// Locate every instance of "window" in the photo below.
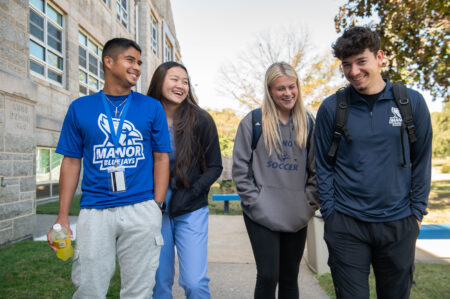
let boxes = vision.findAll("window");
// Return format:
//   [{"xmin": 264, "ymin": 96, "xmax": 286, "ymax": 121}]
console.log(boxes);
[
  {"xmin": 151, "ymin": 14, "xmax": 159, "ymax": 56},
  {"xmin": 78, "ymin": 31, "xmax": 104, "ymax": 96},
  {"xmin": 164, "ymin": 37, "xmax": 173, "ymax": 62},
  {"xmin": 29, "ymin": 0, "xmax": 64, "ymax": 84},
  {"xmin": 116, "ymin": 0, "xmax": 128, "ymax": 28},
  {"xmin": 36, "ymin": 148, "xmax": 63, "ymax": 200},
  {"xmin": 102, "ymin": 0, "xmax": 109, "ymax": 5}
]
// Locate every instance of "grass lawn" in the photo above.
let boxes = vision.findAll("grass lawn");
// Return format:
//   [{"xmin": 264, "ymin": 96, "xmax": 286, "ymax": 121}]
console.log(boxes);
[
  {"xmin": 317, "ymin": 263, "xmax": 450, "ymax": 299},
  {"xmin": 36, "ymin": 195, "xmax": 81, "ymax": 216},
  {"xmin": 0, "ymin": 241, "xmax": 121, "ymax": 298},
  {"xmin": 424, "ymin": 180, "xmax": 450, "ymax": 224}
]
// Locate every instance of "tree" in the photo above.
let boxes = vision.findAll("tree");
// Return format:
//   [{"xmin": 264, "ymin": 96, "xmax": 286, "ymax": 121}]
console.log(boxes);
[
  {"xmin": 218, "ymin": 27, "xmax": 345, "ymax": 111},
  {"xmin": 207, "ymin": 108, "xmax": 242, "ymax": 157},
  {"xmin": 431, "ymin": 102, "xmax": 450, "ymax": 157},
  {"xmin": 335, "ymin": 0, "xmax": 449, "ymax": 101}
]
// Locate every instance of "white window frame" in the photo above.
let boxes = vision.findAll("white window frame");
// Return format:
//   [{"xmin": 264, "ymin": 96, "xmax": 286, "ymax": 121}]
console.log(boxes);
[
  {"xmin": 116, "ymin": 0, "xmax": 128, "ymax": 28},
  {"xmin": 36, "ymin": 147, "xmax": 63, "ymax": 200},
  {"xmin": 164, "ymin": 37, "xmax": 173, "ymax": 62},
  {"xmin": 78, "ymin": 30, "xmax": 104, "ymax": 96},
  {"xmin": 29, "ymin": 0, "xmax": 65, "ymax": 85},
  {"xmin": 150, "ymin": 13, "xmax": 159, "ymax": 57}
]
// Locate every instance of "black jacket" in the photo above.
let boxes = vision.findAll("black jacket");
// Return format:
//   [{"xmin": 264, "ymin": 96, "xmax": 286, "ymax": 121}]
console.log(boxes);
[{"xmin": 169, "ymin": 110, "xmax": 223, "ymax": 217}]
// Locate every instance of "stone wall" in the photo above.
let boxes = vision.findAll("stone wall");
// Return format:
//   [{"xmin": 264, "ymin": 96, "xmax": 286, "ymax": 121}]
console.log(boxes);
[{"xmin": 0, "ymin": 0, "xmax": 181, "ymax": 246}]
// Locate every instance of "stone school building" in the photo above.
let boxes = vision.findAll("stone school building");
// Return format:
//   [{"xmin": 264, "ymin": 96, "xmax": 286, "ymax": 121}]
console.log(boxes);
[{"xmin": 0, "ymin": 0, "xmax": 181, "ymax": 246}]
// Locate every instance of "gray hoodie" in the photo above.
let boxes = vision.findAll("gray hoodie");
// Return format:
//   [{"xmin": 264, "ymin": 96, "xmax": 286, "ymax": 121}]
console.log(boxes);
[{"xmin": 232, "ymin": 112, "xmax": 319, "ymax": 232}]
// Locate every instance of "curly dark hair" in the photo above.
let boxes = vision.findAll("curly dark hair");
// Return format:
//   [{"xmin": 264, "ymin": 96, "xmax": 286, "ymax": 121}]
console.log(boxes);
[{"xmin": 332, "ymin": 26, "xmax": 380, "ymax": 60}]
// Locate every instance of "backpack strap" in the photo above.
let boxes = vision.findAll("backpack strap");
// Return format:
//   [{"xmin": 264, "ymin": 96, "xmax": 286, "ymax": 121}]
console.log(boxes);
[
  {"xmin": 248, "ymin": 108, "xmax": 262, "ymax": 178},
  {"xmin": 306, "ymin": 112, "xmax": 314, "ymax": 154},
  {"xmin": 327, "ymin": 87, "xmax": 352, "ymax": 160},
  {"xmin": 392, "ymin": 84, "xmax": 416, "ymax": 167}
]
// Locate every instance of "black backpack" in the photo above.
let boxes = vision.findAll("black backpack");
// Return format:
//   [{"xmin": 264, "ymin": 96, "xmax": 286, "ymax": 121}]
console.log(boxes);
[
  {"xmin": 247, "ymin": 108, "xmax": 313, "ymax": 178},
  {"xmin": 327, "ymin": 84, "xmax": 417, "ymax": 168}
]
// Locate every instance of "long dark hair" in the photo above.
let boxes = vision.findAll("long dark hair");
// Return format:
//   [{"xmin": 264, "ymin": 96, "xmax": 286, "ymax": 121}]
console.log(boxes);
[{"xmin": 147, "ymin": 62, "xmax": 206, "ymax": 188}]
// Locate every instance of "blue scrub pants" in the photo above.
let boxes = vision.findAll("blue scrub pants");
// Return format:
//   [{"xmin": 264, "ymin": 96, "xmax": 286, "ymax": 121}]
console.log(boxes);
[{"xmin": 153, "ymin": 206, "xmax": 210, "ymax": 299}]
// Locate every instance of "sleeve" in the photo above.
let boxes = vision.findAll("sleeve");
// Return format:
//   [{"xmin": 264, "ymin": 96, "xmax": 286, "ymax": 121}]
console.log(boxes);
[
  {"xmin": 305, "ymin": 116, "xmax": 319, "ymax": 209},
  {"xmin": 410, "ymin": 91, "xmax": 433, "ymax": 221},
  {"xmin": 313, "ymin": 100, "xmax": 336, "ymax": 220},
  {"xmin": 56, "ymin": 103, "xmax": 83, "ymax": 158},
  {"xmin": 191, "ymin": 113, "xmax": 223, "ymax": 196},
  {"xmin": 232, "ymin": 113, "xmax": 260, "ymax": 205},
  {"xmin": 150, "ymin": 101, "xmax": 171, "ymax": 153}
]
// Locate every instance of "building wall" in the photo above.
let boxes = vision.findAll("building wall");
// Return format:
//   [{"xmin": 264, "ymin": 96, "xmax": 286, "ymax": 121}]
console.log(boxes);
[{"xmin": 0, "ymin": 0, "xmax": 181, "ymax": 246}]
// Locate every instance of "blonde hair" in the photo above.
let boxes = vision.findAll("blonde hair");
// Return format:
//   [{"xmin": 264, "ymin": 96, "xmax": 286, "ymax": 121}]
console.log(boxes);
[{"xmin": 262, "ymin": 62, "xmax": 308, "ymax": 156}]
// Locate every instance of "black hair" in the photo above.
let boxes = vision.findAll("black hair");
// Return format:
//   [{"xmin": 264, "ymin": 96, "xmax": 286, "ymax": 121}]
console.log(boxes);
[
  {"xmin": 332, "ymin": 26, "xmax": 380, "ymax": 60},
  {"xmin": 102, "ymin": 38, "xmax": 141, "ymax": 69},
  {"xmin": 147, "ymin": 62, "xmax": 209, "ymax": 189}
]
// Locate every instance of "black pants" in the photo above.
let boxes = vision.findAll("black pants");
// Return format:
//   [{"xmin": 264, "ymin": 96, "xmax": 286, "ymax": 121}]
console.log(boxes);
[
  {"xmin": 324, "ymin": 211, "xmax": 420, "ymax": 299},
  {"xmin": 244, "ymin": 213, "xmax": 307, "ymax": 299}
]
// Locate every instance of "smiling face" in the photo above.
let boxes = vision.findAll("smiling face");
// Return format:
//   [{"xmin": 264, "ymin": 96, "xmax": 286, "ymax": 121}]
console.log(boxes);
[
  {"xmin": 341, "ymin": 48, "xmax": 385, "ymax": 94},
  {"xmin": 105, "ymin": 46, "xmax": 142, "ymax": 90},
  {"xmin": 269, "ymin": 75, "xmax": 298, "ymax": 120},
  {"xmin": 161, "ymin": 66, "xmax": 189, "ymax": 107}
]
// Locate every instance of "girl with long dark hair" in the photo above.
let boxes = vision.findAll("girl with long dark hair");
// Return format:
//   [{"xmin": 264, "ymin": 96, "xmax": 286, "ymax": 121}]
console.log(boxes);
[{"xmin": 147, "ymin": 62, "xmax": 222, "ymax": 299}]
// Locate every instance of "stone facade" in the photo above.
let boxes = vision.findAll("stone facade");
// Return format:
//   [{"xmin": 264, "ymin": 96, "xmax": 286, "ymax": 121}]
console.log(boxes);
[{"xmin": 0, "ymin": 0, "xmax": 181, "ymax": 246}]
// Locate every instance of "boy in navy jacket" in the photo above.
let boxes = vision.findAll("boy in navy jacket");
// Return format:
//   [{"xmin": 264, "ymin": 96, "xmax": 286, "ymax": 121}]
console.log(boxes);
[{"xmin": 314, "ymin": 26, "xmax": 432, "ymax": 299}]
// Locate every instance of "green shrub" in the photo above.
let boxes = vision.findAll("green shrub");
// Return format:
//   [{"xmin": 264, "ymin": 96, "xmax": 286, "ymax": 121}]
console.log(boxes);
[{"xmin": 441, "ymin": 164, "xmax": 450, "ymax": 173}]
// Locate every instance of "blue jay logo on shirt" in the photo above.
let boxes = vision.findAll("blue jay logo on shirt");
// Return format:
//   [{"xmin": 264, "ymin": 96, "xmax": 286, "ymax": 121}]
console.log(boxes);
[
  {"xmin": 389, "ymin": 107, "xmax": 403, "ymax": 127},
  {"xmin": 93, "ymin": 114, "xmax": 145, "ymax": 170}
]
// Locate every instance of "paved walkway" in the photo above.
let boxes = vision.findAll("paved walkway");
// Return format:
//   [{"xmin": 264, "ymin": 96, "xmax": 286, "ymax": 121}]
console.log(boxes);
[{"xmin": 34, "ymin": 214, "xmax": 449, "ymax": 298}]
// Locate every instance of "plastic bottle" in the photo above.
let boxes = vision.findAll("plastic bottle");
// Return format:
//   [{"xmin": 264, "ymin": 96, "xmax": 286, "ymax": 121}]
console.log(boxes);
[{"xmin": 51, "ymin": 223, "xmax": 74, "ymax": 261}]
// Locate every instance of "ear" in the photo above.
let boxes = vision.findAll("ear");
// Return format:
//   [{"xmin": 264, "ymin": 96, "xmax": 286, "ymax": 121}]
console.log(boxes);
[
  {"xmin": 103, "ymin": 56, "xmax": 114, "ymax": 71},
  {"xmin": 376, "ymin": 50, "xmax": 384, "ymax": 67}
]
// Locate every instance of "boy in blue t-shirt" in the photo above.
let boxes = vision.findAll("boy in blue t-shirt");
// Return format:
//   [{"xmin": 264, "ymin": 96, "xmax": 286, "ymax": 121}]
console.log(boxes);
[{"xmin": 47, "ymin": 38, "xmax": 170, "ymax": 298}]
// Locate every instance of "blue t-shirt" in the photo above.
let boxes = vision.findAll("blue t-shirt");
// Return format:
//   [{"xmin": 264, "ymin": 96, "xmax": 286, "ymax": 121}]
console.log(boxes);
[{"xmin": 56, "ymin": 90, "xmax": 171, "ymax": 209}]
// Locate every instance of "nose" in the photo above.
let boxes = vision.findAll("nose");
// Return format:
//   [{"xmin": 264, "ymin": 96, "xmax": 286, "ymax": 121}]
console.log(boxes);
[{"xmin": 349, "ymin": 64, "xmax": 359, "ymax": 77}]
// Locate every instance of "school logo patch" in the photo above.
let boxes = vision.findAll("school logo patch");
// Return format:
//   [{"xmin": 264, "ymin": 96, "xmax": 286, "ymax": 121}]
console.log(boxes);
[
  {"xmin": 389, "ymin": 107, "xmax": 403, "ymax": 127},
  {"xmin": 93, "ymin": 114, "xmax": 145, "ymax": 170}
]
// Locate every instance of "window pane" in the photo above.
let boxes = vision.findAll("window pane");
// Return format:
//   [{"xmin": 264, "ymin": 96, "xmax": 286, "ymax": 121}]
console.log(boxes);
[
  {"xmin": 47, "ymin": 51, "xmax": 63, "ymax": 70},
  {"xmin": 47, "ymin": 22, "xmax": 62, "ymax": 52},
  {"xmin": 88, "ymin": 39, "xmax": 98, "ymax": 55},
  {"xmin": 48, "ymin": 69, "xmax": 62, "ymax": 83},
  {"xmin": 79, "ymin": 70, "xmax": 87, "ymax": 83},
  {"xmin": 100, "ymin": 64, "xmax": 104, "ymax": 80},
  {"xmin": 50, "ymin": 150, "xmax": 63, "ymax": 181},
  {"xmin": 89, "ymin": 53, "xmax": 98, "ymax": 75},
  {"xmin": 88, "ymin": 76, "xmax": 98, "ymax": 90},
  {"xmin": 30, "ymin": 60, "xmax": 44, "ymax": 74},
  {"xmin": 36, "ymin": 184, "xmax": 50, "ymax": 199},
  {"xmin": 121, "ymin": 0, "xmax": 127, "ymax": 9},
  {"xmin": 29, "ymin": 40, "xmax": 45, "ymax": 60},
  {"xmin": 99, "ymin": 81, "xmax": 104, "ymax": 90},
  {"xmin": 29, "ymin": 9, "xmax": 44, "ymax": 41},
  {"xmin": 79, "ymin": 46, "xmax": 87, "ymax": 68},
  {"xmin": 36, "ymin": 148, "xmax": 50, "ymax": 182},
  {"xmin": 78, "ymin": 31, "xmax": 87, "ymax": 46},
  {"xmin": 30, "ymin": 0, "xmax": 44, "ymax": 12},
  {"xmin": 51, "ymin": 183, "xmax": 60, "ymax": 197},
  {"xmin": 79, "ymin": 85, "xmax": 87, "ymax": 95},
  {"xmin": 89, "ymin": 89, "xmax": 96, "ymax": 95},
  {"xmin": 47, "ymin": 4, "xmax": 62, "ymax": 26}
]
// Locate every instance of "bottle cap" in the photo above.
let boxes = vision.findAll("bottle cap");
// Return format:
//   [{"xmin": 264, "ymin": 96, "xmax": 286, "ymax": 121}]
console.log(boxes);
[{"xmin": 53, "ymin": 223, "xmax": 62, "ymax": 232}]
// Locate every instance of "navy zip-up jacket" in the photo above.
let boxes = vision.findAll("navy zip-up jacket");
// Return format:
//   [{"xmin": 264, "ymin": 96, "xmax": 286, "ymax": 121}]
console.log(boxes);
[{"xmin": 314, "ymin": 80, "xmax": 432, "ymax": 222}]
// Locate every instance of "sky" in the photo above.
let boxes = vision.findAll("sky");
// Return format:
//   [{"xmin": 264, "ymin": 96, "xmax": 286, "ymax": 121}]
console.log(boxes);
[{"xmin": 170, "ymin": 0, "xmax": 444, "ymax": 113}]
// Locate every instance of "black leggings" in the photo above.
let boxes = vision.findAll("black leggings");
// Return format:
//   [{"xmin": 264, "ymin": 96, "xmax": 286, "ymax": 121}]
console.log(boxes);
[{"xmin": 244, "ymin": 213, "xmax": 307, "ymax": 299}]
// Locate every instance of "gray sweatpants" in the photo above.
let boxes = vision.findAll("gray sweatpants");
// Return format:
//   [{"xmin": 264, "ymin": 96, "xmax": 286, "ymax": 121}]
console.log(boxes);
[{"xmin": 72, "ymin": 200, "xmax": 163, "ymax": 299}]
